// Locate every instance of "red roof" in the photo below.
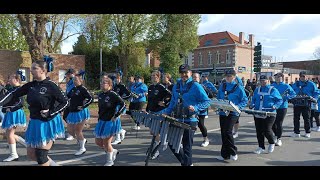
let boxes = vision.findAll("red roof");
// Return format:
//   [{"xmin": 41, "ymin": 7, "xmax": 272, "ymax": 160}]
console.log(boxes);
[{"xmin": 198, "ymin": 31, "xmax": 248, "ymax": 48}]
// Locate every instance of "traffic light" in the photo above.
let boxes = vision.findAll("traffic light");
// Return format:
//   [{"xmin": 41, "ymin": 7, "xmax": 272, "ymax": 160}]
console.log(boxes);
[{"xmin": 253, "ymin": 42, "xmax": 262, "ymax": 72}]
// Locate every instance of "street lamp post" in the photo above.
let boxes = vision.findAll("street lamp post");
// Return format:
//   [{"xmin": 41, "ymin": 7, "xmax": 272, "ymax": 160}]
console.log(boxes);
[{"xmin": 250, "ymin": 43, "xmax": 253, "ymax": 81}]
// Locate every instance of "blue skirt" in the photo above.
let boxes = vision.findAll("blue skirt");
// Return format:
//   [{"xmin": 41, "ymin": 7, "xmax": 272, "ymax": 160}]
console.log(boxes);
[
  {"xmin": 1, "ymin": 109, "xmax": 27, "ymax": 129},
  {"xmin": 25, "ymin": 115, "xmax": 65, "ymax": 148},
  {"xmin": 66, "ymin": 108, "xmax": 90, "ymax": 124},
  {"xmin": 94, "ymin": 118, "xmax": 121, "ymax": 139}
]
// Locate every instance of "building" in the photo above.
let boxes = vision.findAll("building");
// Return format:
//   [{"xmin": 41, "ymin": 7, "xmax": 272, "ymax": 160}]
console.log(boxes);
[
  {"xmin": 0, "ymin": 50, "xmax": 85, "ymax": 91},
  {"xmin": 187, "ymin": 31, "xmax": 255, "ymax": 83},
  {"xmin": 262, "ymin": 55, "xmax": 273, "ymax": 67},
  {"xmin": 283, "ymin": 59, "xmax": 320, "ymax": 75}
]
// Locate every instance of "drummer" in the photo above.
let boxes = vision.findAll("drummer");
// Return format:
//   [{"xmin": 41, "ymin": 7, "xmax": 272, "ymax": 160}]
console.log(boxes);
[{"xmin": 249, "ymin": 75, "xmax": 282, "ymax": 154}]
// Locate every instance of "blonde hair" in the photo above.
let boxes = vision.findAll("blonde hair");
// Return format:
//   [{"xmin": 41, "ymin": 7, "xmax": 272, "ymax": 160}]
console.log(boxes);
[{"xmin": 100, "ymin": 77, "xmax": 113, "ymax": 89}]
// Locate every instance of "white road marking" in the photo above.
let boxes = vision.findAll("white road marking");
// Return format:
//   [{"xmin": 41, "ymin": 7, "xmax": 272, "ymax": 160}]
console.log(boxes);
[
  {"xmin": 56, "ymin": 152, "xmax": 105, "ymax": 165},
  {"xmin": 257, "ymin": 156, "xmax": 272, "ymax": 161}
]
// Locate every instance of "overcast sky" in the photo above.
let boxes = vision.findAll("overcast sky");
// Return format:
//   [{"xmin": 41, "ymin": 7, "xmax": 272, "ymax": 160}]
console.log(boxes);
[{"xmin": 61, "ymin": 14, "xmax": 320, "ymax": 62}]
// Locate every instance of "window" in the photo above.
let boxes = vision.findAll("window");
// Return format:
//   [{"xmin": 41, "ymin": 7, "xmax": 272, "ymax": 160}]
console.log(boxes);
[
  {"xmin": 18, "ymin": 68, "xmax": 28, "ymax": 82},
  {"xmin": 218, "ymin": 38, "xmax": 227, "ymax": 44},
  {"xmin": 226, "ymin": 50, "xmax": 231, "ymax": 64},
  {"xmin": 59, "ymin": 69, "xmax": 67, "ymax": 83},
  {"xmin": 208, "ymin": 51, "xmax": 212, "ymax": 65},
  {"xmin": 216, "ymin": 51, "xmax": 220, "ymax": 64},
  {"xmin": 199, "ymin": 52, "xmax": 203, "ymax": 66},
  {"xmin": 204, "ymin": 40, "xmax": 212, "ymax": 46}
]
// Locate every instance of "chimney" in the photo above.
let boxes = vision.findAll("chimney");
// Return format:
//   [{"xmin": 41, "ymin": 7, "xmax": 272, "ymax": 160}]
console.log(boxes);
[
  {"xmin": 249, "ymin": 34, "xmax": 254, "ymax": 47},
  {"xmin": 239, "ymin": 32, "xmax": 244, "ymax": 45}
]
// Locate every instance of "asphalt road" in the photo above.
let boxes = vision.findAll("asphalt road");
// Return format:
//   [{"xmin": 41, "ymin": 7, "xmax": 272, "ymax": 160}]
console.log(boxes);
[{"xmin": 1, "ymin": 107, "xmax": 320, "ymax": 166}]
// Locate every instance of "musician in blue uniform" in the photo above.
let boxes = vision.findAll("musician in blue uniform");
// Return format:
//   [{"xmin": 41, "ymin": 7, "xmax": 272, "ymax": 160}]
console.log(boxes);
[
  {"xmin": 64, "ymin": 68, "xmax": 76, "ymax": 141},
  {"xmin": 312, "ymin": 95, "xmax": 320, "ymax": 131},
  {"xmin": 159, "ymin": 64, "xmax": 211, "ymax": 166},
  {"xmin": 94, "ymin": 77, "xmax": 126, "ymax": 166},
  {"xmin": 291, "ymin": 71, "xmax": 319, "ymax": 138},
  {"xmin": 271, "ymin": 73, "xmax": 296, "ymax": 146},
  {"xmin": 0, "ymin": 60, "xmax": 69, "ymax": 166},
  {"xmin": 129, "ymin": 75, "xmax": 148, "ymax": 130},
  {"xmin": 216, "ymin": 69, "xmax": 248, "ymax": 161},
  {"xmin": 1, "ymin": 72, "xmax": 27, "ymax": 162},
  {"xmin": 66, "ymin": 73, "xmax": 93, "ymax": 156},
  {"xmin": 111, "ymin": 73, "xmax": 132, "ymax": 145},
  {"xmin": 193, "ymin": 73, "xmax": 211, "ymax": 147},
  {"xmin": 201, "ymin": 74, "xmax": 218, "ymax": 96},
  {"xmin": 250, "ymin": 75, "xmax": 283, "ymax": 154}
]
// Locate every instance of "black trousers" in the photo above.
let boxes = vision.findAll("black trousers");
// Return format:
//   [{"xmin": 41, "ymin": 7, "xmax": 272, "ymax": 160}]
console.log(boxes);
[
  {"xmin": 310, "ymin": 110, "xmax": 320, "ymax": 128},
  {"xmin": 254, "ymin": 116, "xmax": 276, "ymax": 149},
  {"xmin": 272, "ymin": 108, "xmax": 287, "ymax": 139},
  {"xmin": 293, "ymin": 106, "xmax": 311, "ymax": 134},
  {"xmin": 219, "ymin": 115, "xmax": 239, "ymax": 158},
  {"xmin": 129, "ymin": 102, "xmax": 145, "ymax": 126},
  {"xmin": 63, "ymin": 108, "xmax": 70, "ymax": 122},
  {"xmin": 169, "ymin": 121, "xmax": 197, "ymax": 166},
  {"xmin": 198, "ymin": 115, "xmax": 207, "ymax": 138}
]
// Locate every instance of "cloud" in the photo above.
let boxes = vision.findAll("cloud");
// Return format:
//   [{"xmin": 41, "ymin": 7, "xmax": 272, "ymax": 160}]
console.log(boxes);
[
  {"xmin": 263, "ymin": 45, "xmax": 277, "ymax": 49},
  {"xmin": 61, "ymin": 41, "xmax": 73, "ymax": 54},
  {"xmin": 261, "ymin": 37, "xmax": 288, "ymax": 43},
  {"xmin": 288, "ymin": 35, "xmax": 320, "ymax": 55},
  {"xmin": 198, "ymin": 14, "xmax": 227, "ymax": 35},
  {"xmin": 271, "ymin": 14, "xmax": 320, "ymax": 31}
]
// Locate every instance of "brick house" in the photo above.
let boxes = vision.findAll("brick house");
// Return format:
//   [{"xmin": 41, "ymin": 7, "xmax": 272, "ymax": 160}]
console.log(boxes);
[
  {"xmin": 186, "ymin": 31, "xmax": 255, "ymax": 83},
  {"xmin": 0, "ymin": 50, "xmax": 85, "ymax": 91}
]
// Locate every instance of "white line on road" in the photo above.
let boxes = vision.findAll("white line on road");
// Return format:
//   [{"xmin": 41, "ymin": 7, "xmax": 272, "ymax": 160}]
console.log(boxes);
[
  {"xmin": 56, "ymin": 152, "xmax": 105, "ymax": 165},
  {"xmin": 257, "ymin": 157, "xmax": 272, "ymax": 161}
]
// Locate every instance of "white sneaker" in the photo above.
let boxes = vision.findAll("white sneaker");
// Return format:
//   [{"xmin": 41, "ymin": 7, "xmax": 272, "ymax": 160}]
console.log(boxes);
[
  {"xmin": 3, "ymin": 154, "xmax": 19, "ymax": 162},
  {"xmin": 112, "ymin": 149, "xmax": 119, "ymax": 161},
  {"xmin": 291, "ymin": 133, "xmax": 300, "ymax": 138},
  {"xmin": 230, "ymin": 154, "xmax": 238, "ymax": 161},
  {"xmin": 253, "ymin": 147, "xmax": 265, "ymax": 154},
  {"xmin": 151, "ymin": 150, "xmax": 160, "ymax": 160},
  {"xmin": 305, "ymin": 133, "xmax": 311, "ymax": 138},
  {"xmin": 275, "ymin": 139, "xmax": 282, "ymax": 146},
  {"xmin": 111, "ymin": 139, "xmax": 122, "ymax": 145},
  {"xmin": 268, "ymin": 144, "xmax": 275, "ymax": 153},
  {"xmin": 216, "ymin": 156, "xmax": 226, "ymax": 161},
  {"xmin": 233, "ymin": 132, "xmax": 239, "ymax": 139},
  {"xmin": 74, "ymin": 148, "xmax": 86, "ymax": 156},
  {"xmin": 201, "ymin": 140, "xmax": 209, "ymax": 147},
  {"xmin": 120, "ymin": 129, "xmax": 126, "ymax": 140},
  {"xmin": 313, "ymin": 127, "xmax": 320, "ymax": 132},
  {"xmin": 66, "ymin": 134, "xmax": 74, "ymax": 141},
  {"xmin": 132, "ymin": 125, "xmax": 140, "ymax": 130}
]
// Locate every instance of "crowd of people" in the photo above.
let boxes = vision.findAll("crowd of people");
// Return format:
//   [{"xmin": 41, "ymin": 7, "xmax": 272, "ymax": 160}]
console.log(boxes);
[{"xmin": 1, "ymin": 58, "xmax": 320, "ymax": 166}]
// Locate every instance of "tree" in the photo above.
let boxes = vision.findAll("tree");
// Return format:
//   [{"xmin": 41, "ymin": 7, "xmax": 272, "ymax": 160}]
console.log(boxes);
[
  {"xmin": 45, "ymin": 14, "xmax": 81, "ymax": 53},
  {"xmin": 109, "ymin": 14, "xmax": 152, "ymax": 79},
  {"xmin": 148, "ymin": 14, "xmax": 201, "ymax": 79},
  {"xmin": 17, "ymin": 14, "xmax": 48, "ymax": 61},
  {"xmin": 0, "ymin": 14, "xmax": 28, "ymax": 51},
  {"xmin": 314, "ymin": 47, "xmax": 320, "ymax": 60}
]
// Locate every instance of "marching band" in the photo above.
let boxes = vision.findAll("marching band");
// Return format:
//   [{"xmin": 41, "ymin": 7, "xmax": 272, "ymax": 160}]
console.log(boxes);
[{"xmin": 1, "ymin": 61, "xmax": 320, "ymax": 166}]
